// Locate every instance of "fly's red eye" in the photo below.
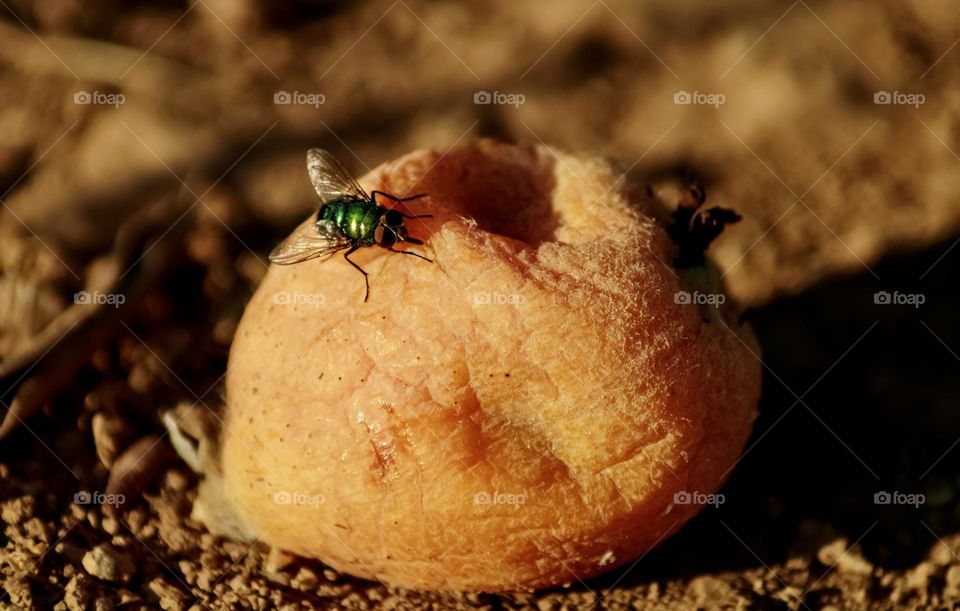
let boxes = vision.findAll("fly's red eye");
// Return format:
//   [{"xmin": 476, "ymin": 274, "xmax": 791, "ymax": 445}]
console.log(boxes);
[
  {"xmin": 374, "ymin": 225, "xmax": 395, "ymax": 248},
  {"xmin": 385, "ymin": 210, "xmax": 403, "ymax": 227}
]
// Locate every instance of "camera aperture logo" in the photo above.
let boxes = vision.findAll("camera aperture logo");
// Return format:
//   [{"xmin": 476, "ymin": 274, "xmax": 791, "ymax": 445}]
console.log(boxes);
[
  {"xmin": 74, "ymin": 490, "xmax": 125, "ymax": 508},
  {"xmin": 674, "ymin": 90, "xmax": 725, "ymax": 108},
  {"xmin": 473, "ymin": 91, "xmax": 525, "ymax": 108},
  {"xmin": 74, "ymin": 91, "xmax": 125, "ymax": 108},
  {"xmin": 274, "ymin": 90, "xmax": 326, "ymax": 108},
  {"xmin": 273, "ymin": 291, "xmax": 325, "ymax": 308},
  {"xmin": 874, "ymin": 490, "xmax": 924, "ymax": 508},
  {"xmin": 674, "ymin": 290, "xmax": 725, "ymax": 308},
  {"xmin": 673, "ymin": 490, "xmax": 725, "ymax": 508},
  {"xmin": 272, "ymin": 490, "xmax": 325, "ymax": 507},
  {"xmin": 474, "ymin": 291, "xmax": 524, "ymax": 306},
  {"xmin": 473, "ymin": 490, "xmax": 526, "ymax": 507},
  {"xmin": 874, "ymin": 91, "xmax": 925, "ymax": 108},
  {"xmin": 75, "ymin": 290, "xmax": 125, "ymax": 308},
  {"xmin": 873, "ymin": 291, "xmax": 924, "ymax": 308}
]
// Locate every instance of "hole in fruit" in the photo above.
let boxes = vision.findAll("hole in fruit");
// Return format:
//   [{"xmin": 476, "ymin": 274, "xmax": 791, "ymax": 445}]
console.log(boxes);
[{"xmin": 403, "ymin": 145, "xmax": 561, "ymax": 247}]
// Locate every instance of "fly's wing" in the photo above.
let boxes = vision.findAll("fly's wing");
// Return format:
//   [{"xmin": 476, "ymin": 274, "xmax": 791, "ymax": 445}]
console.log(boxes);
[
  {"xmin": 306, "ymin": 148, "xmax": 368, "ymax": 203},
  {"xmin": 269, "ymin": 216, "xmax": 351, "ymax": 265}
]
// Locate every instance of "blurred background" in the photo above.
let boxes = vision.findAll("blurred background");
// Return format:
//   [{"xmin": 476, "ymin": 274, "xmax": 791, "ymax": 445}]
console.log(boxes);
[{"xmin": 0, "ymin": 0, "xmax": 958, "ymax": 608}]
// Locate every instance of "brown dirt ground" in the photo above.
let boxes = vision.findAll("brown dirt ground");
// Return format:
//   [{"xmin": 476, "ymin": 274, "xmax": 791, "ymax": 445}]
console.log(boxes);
[{"xmin": 1, "ymin": 0, "xmax": 960, "ymax": 609}]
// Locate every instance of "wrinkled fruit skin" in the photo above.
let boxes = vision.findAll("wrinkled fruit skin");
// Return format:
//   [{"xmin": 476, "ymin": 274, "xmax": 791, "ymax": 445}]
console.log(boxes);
[{"xmin": 221, "ymin": 141, "xmax": 761, "ymax": 591}]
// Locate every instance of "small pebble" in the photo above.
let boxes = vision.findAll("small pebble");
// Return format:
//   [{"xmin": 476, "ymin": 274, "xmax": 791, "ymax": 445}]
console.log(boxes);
[
  {"xmin": 101, "ymin": 516, "xmax": 118, "ymax": 535},
  {"xmin": 82, "ymin": 543, "xmax": 135, "ymax": 584},
  {"xmin": 94, "ymin": 598, "xmax": 116, "ymax": 611},
  {"xmin": 149, "ymin": 577, "xmax": 190, "ymax": 611},
  {"xmin": 70, "ymin": 504, "xmax": 87, "ymax": 521},
  {"xmin": 265, "ymin": 547, "xmax": 294, "ymax": 573},
  {"xmin": 165, "ymin": 469, "xmax": 191, "ymax": 491},
  {"xmin": 905, "ymin": 561, "xmax": 935, "ymax": 590},
  {"xmin": 322, "ymin": 568, "xmax": 339, "ymax": 582},
  {"xmin": 63, "ymin": 573, "xmax": 95, "ymax": 611},
  {"xmin": 127, "ymin": 508, "xmax": 147, "ymax": 532},
  {"xmin": 932, "ymin": 542, "xmax": 956, "ymax": 566},
  {"xmin": 945, "ymin": 565, "xmax": 960, "ymax": 595},
  {"xmin": 2, "ymin": 496, "xmax": 36, "ymax": 523},
  {"xmin": 92, "ymin": 413, "xmax": 135, "ymax": 468},
  {"xmin": 817, "ymin": 538, "xmax": 873, "ymax": 576},
  {"xmin": 291, "ymin": 566, "xmax": 318, "ymax": 591}
]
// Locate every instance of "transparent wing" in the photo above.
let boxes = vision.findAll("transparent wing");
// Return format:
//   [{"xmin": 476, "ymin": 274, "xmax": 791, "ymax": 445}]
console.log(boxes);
[
  {"xmin": 306, "ymin": 148, "xmax": 368, "ymax": 202},
  {"xmin": 269, "ymin": 216, "xmax": 351, "ymax": 265}
]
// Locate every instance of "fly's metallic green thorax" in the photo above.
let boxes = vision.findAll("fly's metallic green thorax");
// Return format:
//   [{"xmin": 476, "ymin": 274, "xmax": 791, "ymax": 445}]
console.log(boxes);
[
  {"xmin": 319, "ymin": 198, "xmax": 386, "ymax": 244},
  {"xmin": 269, "ymin": 148, "xmax": 433, "ymax": 302}
]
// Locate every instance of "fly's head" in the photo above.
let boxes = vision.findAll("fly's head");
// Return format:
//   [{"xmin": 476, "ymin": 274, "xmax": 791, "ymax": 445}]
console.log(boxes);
[{"xmin": 374, "ymin": 209, "xmax": 415, "ymax": 248}]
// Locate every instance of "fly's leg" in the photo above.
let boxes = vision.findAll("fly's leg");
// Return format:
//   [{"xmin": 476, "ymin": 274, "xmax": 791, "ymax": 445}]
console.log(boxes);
[
  {"xmin": 387, "ymin": 248, "xmax": 432, "ymax": 263},
  {"xmin": 399, "ymin": 237, "xmax": 433, "ymax": 258},
  {"xmin": 370, "ymin": 191, "xmax": 432, "ymax": 220},
  {"xmin": 342, "ymin": 244, "xmax": 370, "ymax": 302},
  {"xmin": 370, "ymin": 190, "xmax": 427, "ymax": 205}
]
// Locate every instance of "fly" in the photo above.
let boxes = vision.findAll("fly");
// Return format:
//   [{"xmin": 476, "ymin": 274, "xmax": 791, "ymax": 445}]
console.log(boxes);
[{"xmin": 269, "ymin": 149, "xmax": 433, "ymax": 302}]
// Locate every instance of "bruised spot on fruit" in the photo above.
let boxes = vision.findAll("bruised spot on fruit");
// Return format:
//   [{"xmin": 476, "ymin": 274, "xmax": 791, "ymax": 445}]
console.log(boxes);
[
  {"xmin": 200, "ymin": 141, "xmax": 761, "ymax": 592},
  {"xmin": 357, "ymin": 410, "xmax": 398, "ymax": 482}
]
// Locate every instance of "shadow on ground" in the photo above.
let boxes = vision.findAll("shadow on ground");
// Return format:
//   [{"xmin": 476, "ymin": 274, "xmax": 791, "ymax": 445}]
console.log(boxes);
[{"xmin": 587, "ymin": 230, "xmax": 960, "ymax": 598}]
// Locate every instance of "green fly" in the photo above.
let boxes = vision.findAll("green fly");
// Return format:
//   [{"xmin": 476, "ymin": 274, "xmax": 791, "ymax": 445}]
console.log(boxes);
[{"xmin": 269, "ymin": 149, "xmax": 432, "ymax": 301}]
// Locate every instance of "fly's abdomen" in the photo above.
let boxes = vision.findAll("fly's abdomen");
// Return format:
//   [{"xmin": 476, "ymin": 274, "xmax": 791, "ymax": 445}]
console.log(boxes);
[
  {"xmin": 318, "ymin": 201, "xmax": 345, "ymax": 228},
  {"xmin": 342, "ymin": 201, "xmax": 382, "ymax": 242}
]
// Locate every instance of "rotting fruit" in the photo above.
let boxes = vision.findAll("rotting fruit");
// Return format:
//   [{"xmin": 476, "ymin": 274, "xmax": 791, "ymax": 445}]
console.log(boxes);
[{"xmin": 200, "ymin": 141, "xmax": 760, "ymax": 591}]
